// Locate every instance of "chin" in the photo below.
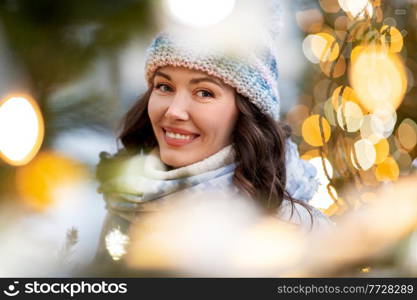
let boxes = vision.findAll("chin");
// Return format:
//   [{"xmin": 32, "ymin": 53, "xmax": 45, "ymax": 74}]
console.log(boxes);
[{"xmin": 160, "ymin": 150, "xmax": 191, "ymax": 168}]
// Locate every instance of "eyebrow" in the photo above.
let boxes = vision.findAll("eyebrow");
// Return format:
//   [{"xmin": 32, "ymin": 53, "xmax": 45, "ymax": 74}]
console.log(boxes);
[{"xmin": 154, "ymin": 71, "xmax": 225, "ymax": 88}]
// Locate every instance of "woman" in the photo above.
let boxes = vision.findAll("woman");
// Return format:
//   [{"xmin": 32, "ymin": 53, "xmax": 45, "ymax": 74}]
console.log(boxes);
[{"xmin": 94, "ymin": 31, "xmax": 333, "ymax": 268}]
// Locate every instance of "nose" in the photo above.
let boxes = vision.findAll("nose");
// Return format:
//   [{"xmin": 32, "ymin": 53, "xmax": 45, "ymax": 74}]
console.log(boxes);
[{"xmin": 164, "ymin": 90, "xmax": 190, "ymax": 121}]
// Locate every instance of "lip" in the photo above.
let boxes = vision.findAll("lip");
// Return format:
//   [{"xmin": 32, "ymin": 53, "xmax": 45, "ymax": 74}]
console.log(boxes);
[
  {"xmin": 161, "ymin": 126, "xmax": 200, "ymax": 147},
  {"xmin": 162, "ymin": 126, "xmax": 199, "ymax": 135}
]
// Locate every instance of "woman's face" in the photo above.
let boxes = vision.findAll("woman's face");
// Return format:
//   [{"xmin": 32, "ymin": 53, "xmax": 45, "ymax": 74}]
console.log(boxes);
[{"xmin": 148, "ymin": 66, "xmax": 239, "ymax": 168}]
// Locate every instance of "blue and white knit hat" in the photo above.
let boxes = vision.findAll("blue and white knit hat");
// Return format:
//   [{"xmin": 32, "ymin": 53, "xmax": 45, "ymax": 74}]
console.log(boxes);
[{"xmin": 143, "ymin": 6, "xmax": 282, "ymax": 120}]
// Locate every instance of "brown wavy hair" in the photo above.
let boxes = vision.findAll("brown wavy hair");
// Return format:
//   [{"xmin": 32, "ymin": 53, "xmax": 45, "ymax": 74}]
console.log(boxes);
[{"xmin": 116, "ymin": 85, "xmax": 313, "ymax": 219}]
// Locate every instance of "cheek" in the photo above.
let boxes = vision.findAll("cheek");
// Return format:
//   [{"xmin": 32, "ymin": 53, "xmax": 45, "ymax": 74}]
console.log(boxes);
[
  {"xmin": 199, "ymin": 103, "xmax": 238, "ymax": 139},
  {"xmin": 147, "ymin": 95, "xmax": 163, "ymax": 123},
  {"xmin": 219, "ymin": 100, "xmax": 239, "ymax": 128}
]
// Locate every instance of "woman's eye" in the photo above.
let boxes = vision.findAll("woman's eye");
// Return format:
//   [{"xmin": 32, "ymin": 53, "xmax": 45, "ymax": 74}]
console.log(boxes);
[
  {"xmin": 155, "ymin": 83, "xmax": 172, "ymax": 92},
  {"xmin": 196, "ymin": 90, "xmax": 214, "ymax": 98}
]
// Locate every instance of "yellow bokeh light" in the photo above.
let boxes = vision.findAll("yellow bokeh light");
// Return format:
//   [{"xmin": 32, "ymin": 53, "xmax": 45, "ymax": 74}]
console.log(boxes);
[
  {"xmin": 301, "ymin": 115, "xmax": 332, "ymax": 147},
  {"xmin": 0, "ymin": 95, "xmax": 44, "ymax": 166},
  {"xmin": 350, "ymin": 22, "xmax": 372, "ymax": 42},
  {"xmin": 351, "ymin": 45, "xmax": 365, "ymax": 63},
  {"xmin": 15, "ymin": 151, "xmax": 86, "ymax": 211},
  {"xmin": 350, "ymin": 45, "xmax": 407, "ymax": 113},
  {"xmin": 375, "ymin": 156, "xmax": 399, "ymax": 181},
  {"xmin": 397, "ymin": 118, "xmax": 417, "ymax": 152},
  {"xmin": 374, "ymin": 138, "xmax": 389, "ymax": 164},
  {"xmin": 231, "ymin": 218, "xmax": 303, "ymax": 270},
  {"xmin": 331, "ymin": 86, "xmax": 365, "ymax": 112},
  {"xmin": 331, "ymin": 85, "xmax": 353, "ymax": 107},
  {"xmin": 300, "ymin": 149, "xmax": 321, "ymax": 161},
  {"xmin": 351, "ymin": 139, "xmax": 376, "ymax": 171},
  {"xmin": 303, "ymin": 33, "xmax": 339, "ymax": 64},
  {"xmin": 316, "ymin": 32, "xmax": 340, "ymax": 62},
  {"xmin": 380, "ymin": 25, "xmax": 403, "ymax": 53},
  {"xmin": 336, "ymin": 101, "xmax": 364, "ymax": 132}
]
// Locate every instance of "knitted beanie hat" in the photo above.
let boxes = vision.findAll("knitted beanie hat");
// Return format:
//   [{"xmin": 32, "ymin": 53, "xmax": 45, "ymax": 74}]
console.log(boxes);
[{"xmin": 143, "ymin": 4, "xmax": 282, "ymax": 120}]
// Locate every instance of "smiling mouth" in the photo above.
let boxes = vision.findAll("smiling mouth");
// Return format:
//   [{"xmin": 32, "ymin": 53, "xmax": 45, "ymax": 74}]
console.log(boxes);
[
  {"xmin": 162, "ymin": 128, "xmax": 200, "ymax": 146},
  {"xmin": 162, "ymin": 127, "xmax": 200, "ymax": 140}
]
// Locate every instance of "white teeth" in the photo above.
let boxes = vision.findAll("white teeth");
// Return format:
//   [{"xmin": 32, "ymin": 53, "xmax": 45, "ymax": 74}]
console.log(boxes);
[{"xmin": 165, "ymin": 131, "xmax": 194, "ymax": 140}]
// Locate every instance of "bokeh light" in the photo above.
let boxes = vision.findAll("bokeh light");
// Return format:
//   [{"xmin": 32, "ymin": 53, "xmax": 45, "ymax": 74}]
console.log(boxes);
[
  {"xmin": 380, "ymin": 25, "xmax": 404, "ymax": 53},
  {"xmin": 302, "ymin": 32, "xmax": 339, "ymax": 64},
  {"xmin": 164, "ymin": 0, "xmax": 236, "ymax": 27},
  {"xmin": 231, "ymin": 218, "xmax": 303, "ymax": 272},
  {"xmin": 300, "ymin": 149, "xmax": 321, "ymax": 161},
  {"xmin": 338, "ymin": 0, "xmax": 373, "ymax": 19},
  {"xmin": 310, "ymin": 184, "xmax": 337, "ymax": 210},
  {"xmin": 351, "ymin": 139, "xmax": 376, "ymax": 171},
  {"xmin": 374, "ymin": 138, "xmax": 390, "ymax": 164},
  {"xmin": 320, "ymin": 55, "xmax": 346, "ymax": 78},
  {"xmin": 323, "ymin": 99, "xmax": 337, "ymax": 126},
  {"xmin": 373, "ymin": 106, "xmax": 397, "ymax": 138},
  {"xmin": 15, "ymin": 151, "xmax": 86, "ymax": 211},
  {"xmin": 360, "ymin": 114, "xmax": 384, "ymax": 144},
  {"xmin": 126, "ymin": 192, "xmax": 264, "ymax": 275},
  {"xmin": 301, "ymin": 114, "xmax": 331, "ymax": 147},
  {"xmin": 0, "ymin": 96, "xmax": 44, "ymax": 166},
  {"xmin": 375, "ymin": 156, "xmax": 400, "ymax": 182},
  {"xmin": 105, "ymin": 227, "xmax": 130, "ymax": 261},
  {"xmin": 308, "ymin": 157, "xmax": 336, "ymax": 210},
  {"xmin": 397, "ymin": 118, "xmax": 417, "ymax": 152},
  {"xmin": 350, "ymin": 45, "xmax": 407, "ymax": 113},
  {"xmin": 336, "ymin": 101, "xmax": 364, "ymax": 132},
  {"xmin": 351, "ymin": 45, "xmax": 365, "ymax": 62},
  {"xmin": 331, "ymin": 86, "xmax": 364, "ymax": 112}
]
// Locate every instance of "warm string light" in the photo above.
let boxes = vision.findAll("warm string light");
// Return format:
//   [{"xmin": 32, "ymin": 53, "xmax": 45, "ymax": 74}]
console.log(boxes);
[
  {"xmin": 298, "ymin": 0, "xmax": 414, "ymax": 214},
  {"xmin": 105, "ymin": 227, "xmax": 130, "ymax": 261},
  {"xmin": 0, "ymin": 95, "xmax": 44, "ymax": 166},
  {"xmin": 121, "ymin": 174, "xmax": 417, "ymax": 276},
  {"xmin": 15, "ymin": 151, "xmax": 87, "ymax": 211}
]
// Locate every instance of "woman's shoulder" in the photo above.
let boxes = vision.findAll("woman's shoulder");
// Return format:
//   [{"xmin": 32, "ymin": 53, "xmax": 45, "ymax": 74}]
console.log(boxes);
[{"xmin": 276, "ymin": 199, "xmax": 335, "ymax": 233}]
